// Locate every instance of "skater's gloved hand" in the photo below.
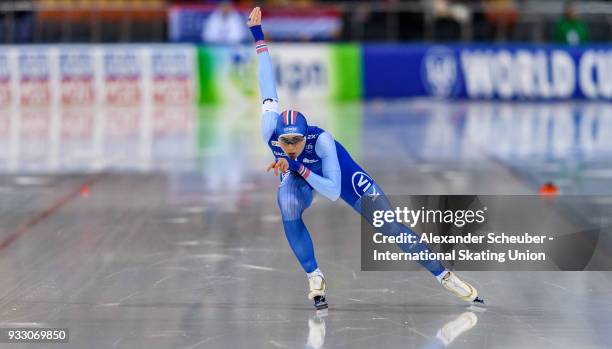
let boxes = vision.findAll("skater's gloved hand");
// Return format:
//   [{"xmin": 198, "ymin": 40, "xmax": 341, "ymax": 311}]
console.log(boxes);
[
  {"xmin": 266, "ymin": 157, "xmax": 302, "ymax": 176},
  {"xmin": 247, "ymin": 7, "xmax": 262, "ymax": 27},
  {"xmin": 247, "ymin": 7, "xmax": 265, "ymax": 41},
  {"xmin": 266, "ymin": 158, "xmax": 289, "ymax": 176},
  {"xmin": 284, "ymin": 157, "xmax": 302, "ymax": 173}
]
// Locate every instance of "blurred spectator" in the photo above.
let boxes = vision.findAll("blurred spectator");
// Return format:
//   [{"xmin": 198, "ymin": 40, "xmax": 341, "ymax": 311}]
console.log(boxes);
[
  {"xmin": 0, "ymin": 0, "xmax": 34, "ymax": 43},
  {"xmin": 483, "ymin": 0, "xmax": 519, "ymax": 41},
  {"xmin": 431, "ymin": 0, "xmax": 471, "ymax": 41},
  {"xmin": 554, "ymin": 1, "xmax": 588, "ymax": 45},
  {"xmin": 266, "ymin": 0, "xmax": 315, "ymax": 6},
  {"xmin": 432, "ymin": 0, "xmax": 470, "ymax": 23},
  {"xmin": 201, "ymin": 1, "xmax": 248, "ymax": 44}
]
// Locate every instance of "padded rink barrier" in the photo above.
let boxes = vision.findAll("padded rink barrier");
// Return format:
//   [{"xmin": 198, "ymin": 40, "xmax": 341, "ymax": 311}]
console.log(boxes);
[
  {"xmin": 5, "ymin": 43, "xmax": 612, "ymax": 109},
  {"xmin": 0, "ymin": 43, "xmax": 362, "ymax": 108}
]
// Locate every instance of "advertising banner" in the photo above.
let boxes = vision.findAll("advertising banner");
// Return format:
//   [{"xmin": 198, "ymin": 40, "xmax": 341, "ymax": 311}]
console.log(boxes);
[
  {"xmin": 59, "ymin": 46, "xmax": 96, "ymax": 106},
  {"xmin": 103, "ymin": 46, "xmax": 144, "ymax": 105},
  {"xmin": 150, "ymin": 46, "xmax": 197, "ymax": 105},
  {"xmin": 0, "ymin": 44, "xmax": 198, "ymax": 108},
  {"xmin": 169, "ymin": 5, "xmax": 342, "ymax": 42},
  {"xmin": 197, "ymin": 43, "xmax": 361, "ymax": 104},
  {"xmin": 363, "ymin": 44, "xmax": 612, "ymax": 100},
  {"xmin": 3, "ymin": 43, "xmax": 612, "ymax": 108},
  {"xmin": 0, "ymin": 50, "xmax": 13, "ymax": 107},
  {"xmin": 18, "ymin": 47, "xmax": 53, "ymax": 106}
]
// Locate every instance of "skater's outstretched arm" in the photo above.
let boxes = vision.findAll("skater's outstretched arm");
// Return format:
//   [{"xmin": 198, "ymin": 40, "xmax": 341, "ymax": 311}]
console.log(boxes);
[{"xmin": 248, "ymin": 7, "xmax": 277, "ymax": 143}]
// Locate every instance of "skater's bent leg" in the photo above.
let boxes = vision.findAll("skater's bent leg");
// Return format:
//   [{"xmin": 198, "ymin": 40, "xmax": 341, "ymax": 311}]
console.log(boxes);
[
  {"xmin": 355, "ymin": 183, "xmax": 447, "ymax": 277},
  {"xmin": 278, "ymin": 174, "xmax": 318, "ymax": 273}
]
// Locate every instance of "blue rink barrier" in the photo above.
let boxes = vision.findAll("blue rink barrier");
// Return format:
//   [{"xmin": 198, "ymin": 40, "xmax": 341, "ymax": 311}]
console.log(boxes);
[{"xmin": 363, "ymin": 44, "xmax": 612, "ymax": 100}]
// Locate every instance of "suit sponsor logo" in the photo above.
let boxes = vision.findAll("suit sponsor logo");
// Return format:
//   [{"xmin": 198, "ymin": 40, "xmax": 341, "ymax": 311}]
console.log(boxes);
[
  {"xmin": 303, "ymin": 158, "xmax": 319, "ymax": 164},
  {"xmin": 351, "ymin": 171, "xmax": 378, "ymax": 198}
]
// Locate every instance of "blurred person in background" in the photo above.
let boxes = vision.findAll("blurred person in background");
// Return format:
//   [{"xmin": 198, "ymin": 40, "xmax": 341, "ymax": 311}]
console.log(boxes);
[
  {"xmin": 202, "ymin": 0, "xmax": 248, "ymax": 44},
  {"xmin": 265, "ymin": 0, "xmax": 313, "ymax": 6},
  {"xmin": 483, "ymin": 0, "xmax": 519, "ymax": 41},
  {"xmin": 431, "ymin": 0, "xmax": 471, "ymax": 41},
  {"xmin": 0, "ymin": 0, "xmax": 34, "ymax": 43},
  {"xmin": 554, "ymin": 1, "xmax": 588, "ymax": 45}
]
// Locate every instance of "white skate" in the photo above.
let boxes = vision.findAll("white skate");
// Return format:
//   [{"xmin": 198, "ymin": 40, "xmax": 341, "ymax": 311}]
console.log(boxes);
[
  {"xmin": 308, "ymin": 274, "xmax": 328, "ymax": 310},
  {"xmin": 441, "ymin": 272, "xmax": 484, "ymax": 304}
]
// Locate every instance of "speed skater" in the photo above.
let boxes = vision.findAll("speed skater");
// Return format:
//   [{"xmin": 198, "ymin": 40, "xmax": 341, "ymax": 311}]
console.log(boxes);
[{"xmin": 247, "ymin": 7, "xmax": 484, "ymax": 310}]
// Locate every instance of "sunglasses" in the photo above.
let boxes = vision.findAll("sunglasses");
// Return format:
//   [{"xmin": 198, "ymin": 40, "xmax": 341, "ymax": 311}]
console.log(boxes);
[{"xmin": 278, "ymin": 135, "xmax": 305, "ymax": 145}]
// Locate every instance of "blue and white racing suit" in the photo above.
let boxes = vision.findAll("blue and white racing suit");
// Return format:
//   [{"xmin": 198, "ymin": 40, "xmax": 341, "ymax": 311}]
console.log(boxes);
[{"xmin": 255, "ymin": 39, "xmax": 445, "ymax": 277}]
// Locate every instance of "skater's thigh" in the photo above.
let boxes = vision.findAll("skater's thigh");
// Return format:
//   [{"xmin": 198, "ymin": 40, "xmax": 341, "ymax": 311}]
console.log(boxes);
[
  {"xmin": 345, "ymin": 179, "xmax": 407, "ymax": 237},
  {"xmin": 277, "ymin": 173, "xmax": 313, "ymax": 220},
  {"xmin": 340, "ymin": 172, "xmax": 391, "ymax": 214},
  {"xmin": 338, "ymin": 161, "xmax": 383, "ymax": 209}
]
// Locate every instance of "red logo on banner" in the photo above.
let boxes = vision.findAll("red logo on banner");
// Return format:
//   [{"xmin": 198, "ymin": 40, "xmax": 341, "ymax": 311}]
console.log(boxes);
[
  {"xmin": 153, "ymin": 77, "xmax": 193, "ymax": 105},
  {"xmin": 20, "ymin": 79, "xmax": 51, "ymax": 106},
  {"xmin": 106, "ymin": 77, "xmax": 141, "ymax": 105},
  {"xmin": 61, "ymin": 78, "xmax": 95, "ymax": 105},
  {"xmin": 0, "ymin": 79, "xmax": 11, "ymax": 107}
]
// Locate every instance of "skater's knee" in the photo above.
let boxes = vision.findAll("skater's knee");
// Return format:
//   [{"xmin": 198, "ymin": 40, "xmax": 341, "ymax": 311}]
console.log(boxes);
[
  {"xmin": 277, "ymin": 179, "xmax": 309, "ymax": 220},
  {"xmin": 278, "ymin": 195, "xmax": 304, "ymax": 220}
]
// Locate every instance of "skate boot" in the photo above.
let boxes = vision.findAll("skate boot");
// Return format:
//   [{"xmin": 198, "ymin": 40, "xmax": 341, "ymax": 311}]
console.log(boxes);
[
  {"xmin": 308, "ymin": 274, "xmax": 328, "ymax": 310},
  {"xmin": 441, "ymin": 272, "xmax": 484, "ymax": 304}
]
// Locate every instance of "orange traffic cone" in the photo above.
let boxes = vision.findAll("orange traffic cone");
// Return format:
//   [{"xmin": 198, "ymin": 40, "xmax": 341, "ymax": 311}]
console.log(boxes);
[{"xmin": 538, "ymin": 181, "xmax": 558, "ymax": 197}]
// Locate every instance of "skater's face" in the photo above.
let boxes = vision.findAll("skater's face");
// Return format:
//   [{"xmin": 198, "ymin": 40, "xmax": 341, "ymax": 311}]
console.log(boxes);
[{"xmin": 278, "ymin": 135, "xmax": 306, "ymax": 160}]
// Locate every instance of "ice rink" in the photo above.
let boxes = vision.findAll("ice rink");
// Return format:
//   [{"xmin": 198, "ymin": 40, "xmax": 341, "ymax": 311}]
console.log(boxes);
[{"xmin": 0, "ymin": 100, "xmax": 611, "ymax": 348}]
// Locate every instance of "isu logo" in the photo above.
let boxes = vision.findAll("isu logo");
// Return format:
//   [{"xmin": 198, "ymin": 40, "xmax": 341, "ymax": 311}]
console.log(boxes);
[
  {"xmin": 352, "ymin": 171, "xmax": 374, "ymax": 197},
  {"xmin": 421, "ymin": 46, "xmax": 459, "ymax": 98}
]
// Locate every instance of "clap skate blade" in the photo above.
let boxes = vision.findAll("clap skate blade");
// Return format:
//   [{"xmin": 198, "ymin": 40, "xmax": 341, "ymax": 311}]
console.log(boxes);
[{"xmin": 313, "ymin": 295, "xmax": 328, "ymax": 310}]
